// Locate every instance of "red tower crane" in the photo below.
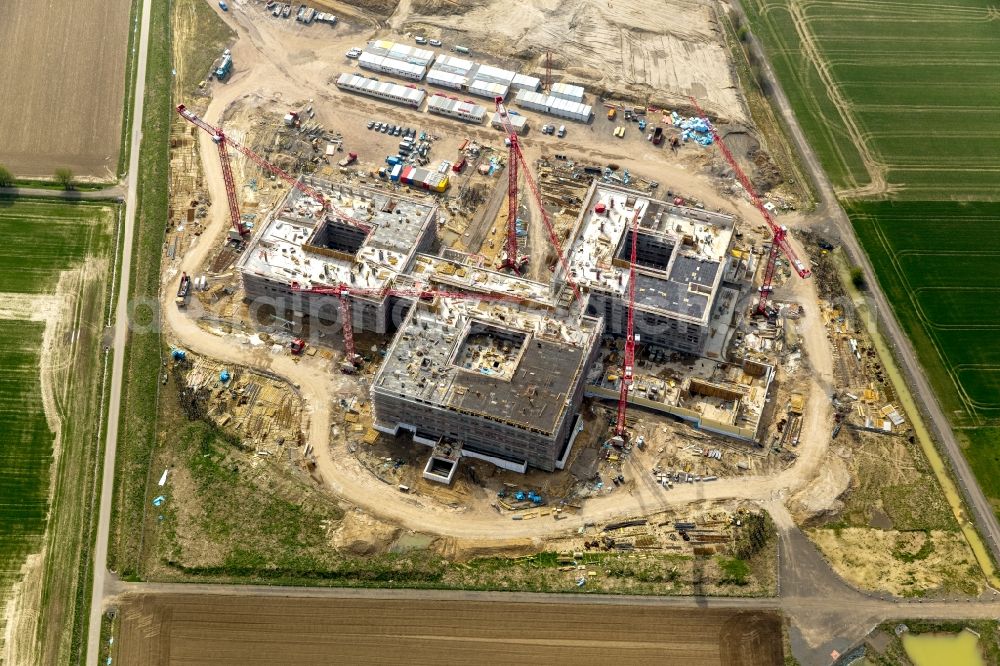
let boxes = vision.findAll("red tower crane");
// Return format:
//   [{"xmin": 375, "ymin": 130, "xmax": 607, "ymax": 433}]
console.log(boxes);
[
  {"xmin": 614, "ymin": 207, "xmax": 641, "ymax": 440},
  {"xmin": 176, "ymin": 104, "xmax": 371, "ymax": 237},
  {"xmin": 687, "ymin": 97, "xmax": 810, "ymax": 314},
  {"xmin": 290, "ymin": 282, "xmax": 520, "ymax": 372},
  {"xmin": 493, "ymin": 97, "xmax": 582, "ymax": 303}
]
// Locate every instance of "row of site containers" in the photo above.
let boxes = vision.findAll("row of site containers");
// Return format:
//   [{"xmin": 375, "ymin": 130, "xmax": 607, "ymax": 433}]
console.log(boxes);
[
  {"xmin": 335, "ymin": 73, "xmax": 425, "ymax": 108},
  {"xmin": 389, "ymin": 164, "xmax": 449, "ymax": 192},
  {"xmin": 358, "ymin": 52, "xmax": 426, "ymax": 81},
  {"xmin": 427, "ymin": 94, "xmax": 486, "ymax": 123},
  {"xmin": 513, "ymin": 89, "xmax": 592, "ymax": 122}
]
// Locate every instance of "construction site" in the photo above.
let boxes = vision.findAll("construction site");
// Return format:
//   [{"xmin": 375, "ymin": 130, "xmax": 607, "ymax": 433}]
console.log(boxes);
[{"xmin": 136, "ymin": 0, "xmax": 987, "ymax": 616}]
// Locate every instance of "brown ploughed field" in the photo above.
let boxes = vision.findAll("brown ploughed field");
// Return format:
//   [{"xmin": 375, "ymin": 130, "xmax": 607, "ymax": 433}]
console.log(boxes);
[
  {"xmin": 114, "ymin": 593, "xmax": 782, "ymax": 665},
  {"xmin": 0, "ymin": 0, "xmax": 131, "ymax": 179}
]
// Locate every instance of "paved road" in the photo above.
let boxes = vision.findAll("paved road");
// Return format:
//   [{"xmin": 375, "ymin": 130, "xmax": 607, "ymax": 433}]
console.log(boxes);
[
  {"xmin": 85, "ymin": 0, "xmax": 153, "ymax": 661},
  {"xmin": 729, "ymin": 0, "xmax": 1000, "ymax": 572},
  {"xmin": 0, "ymin": 184, "xmax": 126, "ymax": 200}
]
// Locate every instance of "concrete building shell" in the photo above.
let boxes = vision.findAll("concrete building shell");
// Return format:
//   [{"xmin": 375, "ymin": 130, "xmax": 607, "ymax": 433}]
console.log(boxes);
[
  {"xmin": 561, "ymin": 182, "xmax": 735, "ymax": 355},
  {"xmin": 237, "ymin": 180, "xmax": 438, "ymax": 334},
  {"xmin": 238, "ymin": 179, "xmax": 742, "ymax": 472},
  {"xmin": 371, "ymin": 299, "xmax": 602, "ymax": 472}
]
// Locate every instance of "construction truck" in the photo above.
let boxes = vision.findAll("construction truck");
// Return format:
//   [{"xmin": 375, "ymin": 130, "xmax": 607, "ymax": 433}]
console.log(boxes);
[
  {"xmin": 338, "ymin": 151, "xmax": 358, "ymax": 167},
  {"xmin": 290, "ymin": 338, "xmax": 306, "ymax": 355},
  {"xmin": 651, "ymin": 126, "xmax": 663, "ymax": 145},
  {"xmin": 175, "ymin": 273, "xmax": 191, "ymax": 307}
]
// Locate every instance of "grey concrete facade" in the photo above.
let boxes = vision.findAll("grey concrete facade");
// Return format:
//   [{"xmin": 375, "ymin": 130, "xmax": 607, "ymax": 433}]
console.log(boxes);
[{"xmin": 371, "ymin": 302, "xmax": 603, "ymax": 472}]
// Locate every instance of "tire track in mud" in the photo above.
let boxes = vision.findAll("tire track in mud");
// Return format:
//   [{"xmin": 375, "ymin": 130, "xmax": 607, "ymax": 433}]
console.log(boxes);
[{"xmin": 788, "ymin": 0, "xmax": 889, "ymax": 198}]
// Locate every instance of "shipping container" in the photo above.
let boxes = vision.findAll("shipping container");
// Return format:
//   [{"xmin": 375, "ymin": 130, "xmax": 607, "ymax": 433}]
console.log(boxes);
[
  {"xmin": 365, "ymin": 39, "xmax": 435, "ymax": 67},
  {"xmin": 425, "ymin": 69, "xmax": 466, "ymax": 90},
  {"xmin": 510, "ymin": 73, "xmax": 541, "ymax": 92},
  {"xmin": 474, "ymin": 64, "xmax": 516, "ymax": 86},
  {"xmin": 432, "ymin": 54, "xmax": 474, "ymax": 76},
  {"xmin": 427, "ymin": 94, "xmax": 486, "ymax": 123},
  {"xmin": 335, "ymin": 73, "xmax": 425, "ymax": 107},
  {"xmin": 490, "ymin": 111, "xmax": 528, "ymax": 134},
  {"xmin": 468, "ymin": 79, "xmax": 508, "ymax": 100},
  {"xmin": 358, "ymin": 52, "xmax": 426, "ymax": 81},
  {"xmin": 550, "ymin": 81, "xmax": 585, "ymax": 103},
  {"xmin": 514, "ymin": 89, "xmax": 592, "ymax": 122}
]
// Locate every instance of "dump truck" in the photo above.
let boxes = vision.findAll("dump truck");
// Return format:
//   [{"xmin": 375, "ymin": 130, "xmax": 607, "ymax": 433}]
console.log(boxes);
[
  {"xmin": 338, "ymin": 151, "xmax": 358, "ymax": 167},
  {"xmin": 215, "ymin": 53, "xmax": 233, "ymax": 79},
  {"xmin": 175, "ymin": 273, "xmax": 191, "ymax": 307}
]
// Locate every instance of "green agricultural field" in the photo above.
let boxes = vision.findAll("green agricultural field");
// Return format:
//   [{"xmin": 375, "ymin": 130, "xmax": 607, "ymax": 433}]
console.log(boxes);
[
  {"xmin": 0, "ymin": 320, "xmax": 50, "ymax": 589},
  {"xmin": 0, "ymin": 198, "xmax": 116, "ymax": 662},
  {"xmin": 0, "ymin": 200, "xmax": 114, "ymax": 292},
  {"xmin": 743, "ymin": 0, "xmax": 1000, "ymax": 199},
  {"xmin": 744, "ymin": 0, "xmax": 1000, "ymax": 515},
  {"xmin": 849, "ymin": 200, "xmax": 1000, "ymax": 426}
]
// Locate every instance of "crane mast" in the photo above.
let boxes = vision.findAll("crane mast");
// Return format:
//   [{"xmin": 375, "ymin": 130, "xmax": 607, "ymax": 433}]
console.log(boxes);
[
  {"xmin": 176, "ymin": 104, "xmax": 371, "ymax": 236},
  {"xmin": 614, "ymin": 207, "xmax": 641, "ymax": 439},
  {"xmin": 687, "ymin": 97, "xmax": 810, "ymax": 313},
  {"xmin": 175, "ymin": 104, "xmax": 247, "ymax": 237},
  {"xmin": 492, "ymin": 97, "xmax": 582, "ymax": 302}
]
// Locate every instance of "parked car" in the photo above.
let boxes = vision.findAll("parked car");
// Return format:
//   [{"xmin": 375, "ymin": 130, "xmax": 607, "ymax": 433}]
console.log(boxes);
[
  {"xmin": 392, "ymin": 126, "xmax": 402, "ymax": 136},
  {"xmin": 428, "ymin": 39, "xmax": 442, "ymax": 47},
  {"xmin": 541, "ymin": 124, "xmax": 554, "ymax": 135},
  {"xmin": 557, "ymin": 125, "xmax": 566, "ymax": 138},
  {"xmin": 367, "ymin": 120, "xmax": 376, "ymax": 129},
  {"xmin": 415, "ymin": 36, "xmax": 428, "ymax": 45},
  {"xmin": 346, "ymin": 48, "xmax": 362, "ymax": 58},
  {"xmin": 382, "ymin": 124, "xmax": 392, "ymax": 133}
]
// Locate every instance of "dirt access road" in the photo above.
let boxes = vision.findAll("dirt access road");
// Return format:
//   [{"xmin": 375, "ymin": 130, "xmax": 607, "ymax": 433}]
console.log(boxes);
[
  {"xmin": 0, "ymin": 0, "xmax": 132, "ymax": 179},
  {"xmin": 158, "ymin": 3, "xmax": 838, "ymax": 543}
]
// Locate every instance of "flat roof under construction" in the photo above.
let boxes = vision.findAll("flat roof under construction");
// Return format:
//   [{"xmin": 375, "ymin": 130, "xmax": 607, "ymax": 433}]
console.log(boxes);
[
  {"xmin": 563, "ymin": 183, "xmax": 734, "ymax": 325},
  {"xmin": 374, "ymin": 299, "xmax": 600, "ymax": 435},
  {"xmin": 238, "ymin": 181, "xmax": 437, "ymax": 291}
]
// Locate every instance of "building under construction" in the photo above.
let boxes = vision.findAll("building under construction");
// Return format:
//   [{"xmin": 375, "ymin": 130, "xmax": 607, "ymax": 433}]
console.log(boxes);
[
  {"xmin": 372, "ymin": 298, "xmax": 602, "ymax": 475},
  {"xmin": 237, "ymin": 179, "xmax": 438, "ymax": 333},
  {"xmin": 562, "ymin": 181, "xmax": 736, "ymax": 355},
  {"xmin": 238, "ymin": 179, "xmax": 744, "ymax": 473}
]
